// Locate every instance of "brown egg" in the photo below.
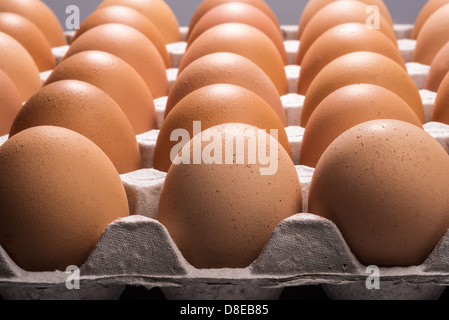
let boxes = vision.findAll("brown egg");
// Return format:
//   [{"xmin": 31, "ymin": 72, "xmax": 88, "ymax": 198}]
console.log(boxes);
[
  {"xmin": 308, "ymin": 119, "xmax": 449, "ymax": 267},
  {"xmin": 96, "ymin": 0, "xmax": 181, "ymax": 43},
  {"xmin": 9, "ymin": 80, "xmax": 141, "ymax": 174},
  {"xmin": 426, "ymin": 42, "xmax": 449, "ymax": 92},
  {"xmin": 165, "ymin": 52, "xmax": 286, "ymax": 125},
  {"xmin": 187, "ymin": 2, "xmax": 287, "ymax": 65},
  {"xmin": 0, "ymin": 31, "xmax": 41, "ymax": 102},
  {"xmin": 0, "ymin": 12, "xmax": 56, "ymax": 72},
  {"xmin": 412, "ymin": 0, "xmax": 449, "ymax": 39},
  {"xmin": 72, "ymin": 5, "xmax": 170, "ymax": 68},
  {"xmin": 45, "ymin": 50, "xmax": 158, "ymax": 135},
  {"xmin": 0, "ymin": 69, "xmax": 22, "ymax": 136},
  {"xmin": 153, "ymin": 84, "xmax": 291, "ymax": 173},
  {"xmin": 298, "ymin": 23, "xmax": 406, "ymax": 95},
  {"xmin": 0, "ymin": 0, "xmax": 66, "ymax": 47},
  {"xmin": 413, "ymin": 4, "xmax": 449, "ymax": 65},
  {"xmin": 64, "ymin": 23, "xmax": 169, "ymax": 98},
  {"xmin": 300, "ymin": 84, "xmax": 424, "ymax": 168},
  {"xmin": 432, "ymin": 71, "xmax": 449, "ymax": 124},
  {"xmin": 158, "ymin": 123, "xmax": 302, "ymax": 269},
  {"xmin": 297, "ymin": 0, "xmax": 394, "ymax": 39},
  {"xmin": 178, "ymin": 23, "xmax": 288, "ymax": 96},
  {"xmin": 301, "ymin": 52, "xmax": 425, "ymax": 127},
  {"xmin": 188, "ymin": 0, "xmax": 280, "ymax": 34},
  {"xmin": 0, "ymin": 125, "xmax": 129, "ymax": 271},
  {"xmin": 296, "ymin": 0, "xmax": 397, "ymax": 65}
]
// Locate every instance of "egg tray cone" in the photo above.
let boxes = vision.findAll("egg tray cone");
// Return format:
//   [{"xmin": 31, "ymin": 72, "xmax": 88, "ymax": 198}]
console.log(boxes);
[{"xmin": 1, "ymin": 25, "xmax": 449, "ymax": 301}]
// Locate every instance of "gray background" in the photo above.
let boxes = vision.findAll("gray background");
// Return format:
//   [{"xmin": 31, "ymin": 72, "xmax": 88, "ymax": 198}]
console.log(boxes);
[{"xmin": 42, "ymin": 0, "xmax": 428, "ymax": 30}]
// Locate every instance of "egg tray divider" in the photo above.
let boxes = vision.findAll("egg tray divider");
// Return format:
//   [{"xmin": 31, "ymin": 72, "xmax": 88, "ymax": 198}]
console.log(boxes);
[{"xmin": 2, "ymin": 24, "xmax": 449, "ymax": 300}]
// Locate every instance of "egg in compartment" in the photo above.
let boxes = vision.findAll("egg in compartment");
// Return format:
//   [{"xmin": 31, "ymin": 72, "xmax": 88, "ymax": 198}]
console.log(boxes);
[
  {"xmin": 308, "ymin": 119, "xmax": 449, "ymax": 267},
  {"xmin": 0, "ymin": 126, "xmax": 129, "ymax": 272},
  {"xmin": 158, "ymin": 123, "xmax": 302, "ymax": 269},
  {"xmin": 431, "ymin": 69, "xmax": 449, "ymax": 124},
  {"xmin": 426, "ymin": 42, "xmax": 449, "ymax": 92},
  {"xmin": 0, "ymin": 69, "xmax": 22, "ymax": 136},
  {"xmin": 412, "ymin": 0, "xmax": 449, "ymax": 40}
]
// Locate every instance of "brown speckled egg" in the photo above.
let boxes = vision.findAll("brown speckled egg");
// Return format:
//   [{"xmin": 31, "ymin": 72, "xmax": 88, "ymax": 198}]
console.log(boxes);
[
  {"xmin": 188, "ymin": 0, "xmax": 280, "ymax": 34},
  {"xmin": 158, "ymin": 123, "xmax": 302, "ymax": 269},
  {"xmin": 165, "ymin": 52, "xmax": 286, "ymax": 125},
  {"xmin": 0, "ymin": 69, "xmax": 22, "ymax": 136},
  {"xmin": 412, "ymin": 0, "xmax": 449, "ymax": 39},
  {"xmin": 96, "ymin": 0, "xmax": 181, "ymax": 43},
  {"xmin": 300, "ymin": 84, "xmax": 424, "ymax": 168},
  {"xmin": 298, "ymin": 23, "xmax": 405, "ymax": 95},
  {"xmin": 154, "ymin": 84, "xmax": 291, "ymax": 173},
  {"xmin": 426, "ymin": 42, "xmax": 449, "ymax": 92},
  {"xmin": 0, "ymin": 31, "xmax": 41, "ymax": 102},
  {"xmin": 187, "ymin": 2, "xmax": 287, "ymax": 65},
  {"xmin": 72, "ymin": 5, "xmax": 170, "ymax": 68},
  {"xmin": 413, "ymin": 4, "xmax": 449, "ymax": 65},
  {"xmin": 0, "ymin": 12, "xmax": 56, "ymax": 72},
  {"xmin": 297, "ymin": 0, "xmax": 394, "ymax": 39},
  {"xmin": 45, "ymin": 50, "xmax": 157, "ymax": 135},
  {"xmin": 308, "ymin": 119, "xmax": 449, "ymax": 267},
  {"xmin": 0, "ymin": 0, "xmax": 66, "ymax": 47},
  {"xmin": 296, "ymin": 0, "xmax": 397, "ymax": 65},
  {"xmin": 301, "ymin": 52, "xmax": 425, "ymax": 127},
  {"xmin": 179, "ymin": 23, "xmax": 288, "ymax": 96},
  {"xmin": 64, "ymin": 23, "xmax": 169, "ymax": 98},
  {"xmin": 0, "ymin": 125, "xmax": 129, "ymax": 271},
  {"xmin": 9, "ymin": 80, "xmax": 141, "ymax": 174},
  {"xmin": 432, "ymin": 71, "xmax": 449, "ymax": 124}
]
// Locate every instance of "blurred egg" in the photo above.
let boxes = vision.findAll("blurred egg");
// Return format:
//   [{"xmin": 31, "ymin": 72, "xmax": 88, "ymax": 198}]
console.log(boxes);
[
  {"xmin": 45, "ymin": 50, "xmax": 158, "ymax": 135},
  {"xmin": 412, "ymin": 0, "xmax": 449, "ymax": 39},
  {"xmin": 0, "ymin": 0, "xmax": 66, "ymax": 47},
  {"xmin": 0, "ymin": 12, "xmax": 56, "ymax": 72},
  {"xmin": 0, "ymin": 69, "xmax": 22, "ymax": 136},
  {"xmin": 413, "ymin": 4, "xmax": 449, "ymax": 65},
  {"xmin": 426, "ymin": 41, "xmax": 449, "ymax": 92},
  {"xmin": 296, "ymin": 0, "xmax": 397, "ymax": 65},
  {"xmin": 72, "ymin": 5, "xmax": 170, "ymax": 68},
  {"xmin": 9, "ymin": 80, "xmax": 141, "ymax": 174},
  {"xmin": 158, "ymin": 123, "xmax": 302, "ymax": 269},
  {"xmin": 154, "ymin": 84, "xmax": 291, "ymax": 173},
  {"xmin": 301, "ymin": 52, "xmax": 425, "ymax": 127},
  {"xmin": 0, "ymin": 126, "xmax": 129, "ymax": 271},
  {"xmin": 432, "ymin": 70, "xmax": 449, "ymax": 124},
  {"xmin": 0, "ymin": 31, "xmax": 41, "ymax": 102},
  {"xmin": 187, "ymin": 2, "xmax": 287, "ymax": 65},
  {"xmin": 300, "ymin": 84, "xmax": 424, "ymax": 168},
  {"xmin": 298, "ymin": 23, "xmax": 405, "ymax": 95},
  {"xmin": 297, "ymin": 0, "xmax": 394, "ymax": 39},
  {"xmin": 96, "ymin": 0, "xmax": 181, "ymax": 43},
  {"xmin": 64, "ymin": 23, "xmax": 169, "ymax": 98},
  {"xmin": 165, "ymin": 52, "xmax": 286, "ymax": 125},
  {"xmin": 188, "ymin": 0, "xmax": 280, "ymax": 34},
  {"xmin": 308, "ymin": 119, "xmax": 449, "ymax": 267},
  {"xmin": 178, "ymin": 23, "xmax": 288, "ymax": 96}
]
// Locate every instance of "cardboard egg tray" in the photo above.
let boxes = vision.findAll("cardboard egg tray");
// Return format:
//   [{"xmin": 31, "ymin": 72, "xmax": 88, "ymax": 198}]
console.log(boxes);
[{"xmin": 2, "ymin": 24, "xmax": 449, "ymax": 301}]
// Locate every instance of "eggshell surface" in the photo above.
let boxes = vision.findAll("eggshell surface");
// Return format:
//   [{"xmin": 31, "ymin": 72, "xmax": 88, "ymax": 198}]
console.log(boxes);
[
  {"xmin": 431, "ymin": 71, "xmax": 449, "ymax": 125},
  {"xmin": 0, "ymin": 69, "xmax": 22, "ymax": 136}
]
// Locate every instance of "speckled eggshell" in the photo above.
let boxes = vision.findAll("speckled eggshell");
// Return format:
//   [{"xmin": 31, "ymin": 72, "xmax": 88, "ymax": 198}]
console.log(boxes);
[
  {"xmin": 0, "ymin": 12, "xmax": 56, "ymax": 72},
  {"xmin": 298, "ymin": 23, "xmax": 405, "ymax": 95},
  {"xmin": 300, "ymin": 84, "xmax": 424, "ymax": 168},
  {"xmin": 72, "ymin": 5, "xmax": 170, "ymax": 68},
  {"xmin": 45, "ymin": 50, "xmax": 158, "ymax": 135},
  {"xmin": 178, "ymin": 23, "xmax": 288, "ymax": 96},
  {"xmin": 154, "ymin": 84, "xmax": 291, "ymax": 173},
  {"xmin": 431, "ymin": 71, "xmax": 449, "ymax": 124},
  {"xmin": 0, "ymin": 0, "xmax": 66, "ymax": 47},
  {"xmin": 187, "ymin": 2, "xmax": 287, "ymax": 65},
  {"xmin": 158, "ymin": 123, "xmax": 302, "ymax": 269},
  {"xmin": 96, "ymin": 0, "xmax": 181, "ymax": 43},
  {"xmin": 412, "ymin": 0, "xmax": 449, "ymax": 39},
  {"xmin": 426, "ymin": 42, "xmax": 449, "ymax": 92},
  {"xmin": 0, "ymin": 69, "xmax": 22, "ymax": 136},
  {"xmin": 0, "ymin": 31, "xmax": 41, "ymax": 102},
  {"xmin": 9, "ymin": 80, "xmax": 141, "ymax": 174},
  {"xmin": 0, "ymin": 125, "xmax": 129, "ymax": 272},
  {"xmin": 308, "ymin": 119, "xmax": 449, "ymax": 267},
  {"xmin": 165, "ymin": 52, "xmax": 286, "ymax": 125},
  {"xmin": 296, "ymin": 0, "xmax": 397, "ymax": 65},
  {"xmin": 301, "ymin": 52, "xmax": 425, "ymax": 127},
  {"xmin": 413, "ymin": 4, "xmax": 449, "ymax": 65}
]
